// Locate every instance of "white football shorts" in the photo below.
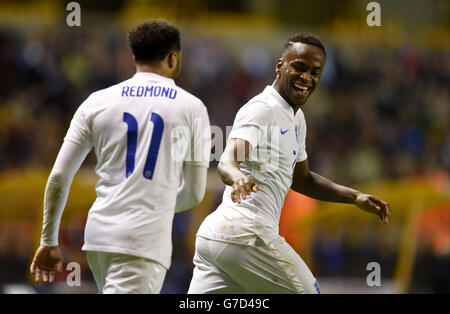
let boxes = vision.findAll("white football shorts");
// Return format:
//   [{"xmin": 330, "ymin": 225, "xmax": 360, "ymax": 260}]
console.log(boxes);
[
  {"xmin": 188, "ymin": 236, "xmax": 321, "ymax": 294},
  {"xmin": 87, "ymin": 251, "xmax": 167, "ymax": 294}
]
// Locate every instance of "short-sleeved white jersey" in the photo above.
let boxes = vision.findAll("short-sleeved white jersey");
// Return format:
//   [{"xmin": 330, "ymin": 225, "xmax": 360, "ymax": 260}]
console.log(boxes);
[
  {"xmin": 64, "ymin": 72, "xmax": 210, "ymax": 269},
  {"xmin": 197, "ymin": 85, "xmax": 306, "ymax": 245}
]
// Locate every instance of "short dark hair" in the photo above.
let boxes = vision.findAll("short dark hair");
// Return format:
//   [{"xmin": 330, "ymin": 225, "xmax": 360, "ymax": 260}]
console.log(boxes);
[
  {"xmin": 127, "ymin": 19, "xmax": 181, "ymax": 63},
  {"xmin": 284, "ymin": 32, "xmax": 326, "ymax": 57}
]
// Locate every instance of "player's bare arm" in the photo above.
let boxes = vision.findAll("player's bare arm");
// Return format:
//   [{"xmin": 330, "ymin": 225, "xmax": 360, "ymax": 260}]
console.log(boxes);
[
  {"xmin": 291, "ymin": 159, "xmax": 391, "ymax": 225},
  {"xmin": 217, "ymin": 138, "xmax": 258, "ymax": 204}
]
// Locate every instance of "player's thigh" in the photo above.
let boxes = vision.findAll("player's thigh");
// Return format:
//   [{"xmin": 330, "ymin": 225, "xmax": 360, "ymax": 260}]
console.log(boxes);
[
  {"xmin": 86, "ymin": 250, "xmax": 109, "ymax": 293},
  {"xmin": 144, "ymin": 260, "xmax": 166, "ymax": 294},
  {"xmin": 267, "ymin": 237, "xmax": 320, "ymax": 294},
  {"xmin": 188, "ymin": 237, "xmax": 244, "ymax": 294},
  {"xmin": 215, "ymin": 237, "xmax": 319, "ymax": 294},
  {"xmin": 101, "ymin": 252, "xmax": 167, "ymax": 294}
]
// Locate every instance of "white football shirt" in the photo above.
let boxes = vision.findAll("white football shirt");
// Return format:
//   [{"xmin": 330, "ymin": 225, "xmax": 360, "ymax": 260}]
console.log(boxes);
[
  {"xmin": 197, "ymin": 85, "xmax": 307, "ymax": 245},
  {"xmin": 64, "ymin": 72, "xmax": 210, "ymax": 269}
]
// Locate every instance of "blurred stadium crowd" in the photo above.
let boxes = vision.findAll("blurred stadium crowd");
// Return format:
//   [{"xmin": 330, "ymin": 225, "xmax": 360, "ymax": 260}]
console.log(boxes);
[
  {"xmin": 0, "ymin": 3, "xmax": 449, "ymax": 293},
  {"xmin": 1, "ymin": 26, "xmax": 448, "ymax": 179}
]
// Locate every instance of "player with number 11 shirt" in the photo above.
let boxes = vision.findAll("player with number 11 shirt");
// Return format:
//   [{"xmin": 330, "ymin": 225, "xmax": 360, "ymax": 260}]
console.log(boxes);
[{"xmin": 30, "ymin": 19, "xmax": 211, "ymax": 294}]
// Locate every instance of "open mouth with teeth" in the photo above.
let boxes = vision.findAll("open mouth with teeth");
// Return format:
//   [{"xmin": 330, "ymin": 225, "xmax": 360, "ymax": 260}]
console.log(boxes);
[{"xmin": 292, "ymin": 82, "xmax": 311, "ymax": 97}]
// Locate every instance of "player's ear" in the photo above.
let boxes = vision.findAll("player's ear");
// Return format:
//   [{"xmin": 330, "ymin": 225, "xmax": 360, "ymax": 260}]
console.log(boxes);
[
  {"xmin": 167, "ymin": 50, "xmax": 178, "ymax": 69},
  {"xmin": 132, "ymin": 55, "xmax": 136, "ymax": 65},
  {"xmin": 276, "ymin": 58, "xmax": 283, "ymax": 76}
]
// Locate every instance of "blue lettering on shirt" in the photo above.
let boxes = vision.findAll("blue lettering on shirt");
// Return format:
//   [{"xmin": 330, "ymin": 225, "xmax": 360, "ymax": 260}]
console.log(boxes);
[
  {"xmin": 161, "ymin": 87, "xmax": 170, "ymax": 98},
  {"xmin": 145, "ymin": 86, "xmax": 153, "ymax": 97},
  {"xmin": 121, "ymin": 85, "xmax": 177, "ymax": 99},
  {"xmin": 136, "ymin": 86, "xmax": 144, "ymax": 97}
]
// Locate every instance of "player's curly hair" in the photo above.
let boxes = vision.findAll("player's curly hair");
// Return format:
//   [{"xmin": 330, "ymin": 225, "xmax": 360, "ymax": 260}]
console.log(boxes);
[
  {"xmin": 284, "ymin": 32, "xmax": 326, "ymax": 57},
  {"xmin": 127, "ymin": 19, "xmax": 181, "ymax": 64}
]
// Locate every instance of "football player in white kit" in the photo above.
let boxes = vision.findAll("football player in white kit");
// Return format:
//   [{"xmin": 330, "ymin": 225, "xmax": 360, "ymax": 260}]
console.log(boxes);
[
  {"xmin": 30, "ymin": 19, "xmax": 211, "ymax": 293},
  {"xmin": 188, "ymin": 33, "xmax": 391, "ymax": 294}
]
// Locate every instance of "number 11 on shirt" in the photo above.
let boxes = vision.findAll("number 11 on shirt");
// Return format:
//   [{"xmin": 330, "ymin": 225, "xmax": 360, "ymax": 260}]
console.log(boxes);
[{"xmin": 123, "ymin": 112, "xmax": 164, "ymax": 180}]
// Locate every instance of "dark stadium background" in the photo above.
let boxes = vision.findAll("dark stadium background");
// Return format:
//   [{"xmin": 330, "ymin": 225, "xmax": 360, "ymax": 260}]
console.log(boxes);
[{"xmin": 0, "ymin": 0, "xmax": 448, "ymax": 293}]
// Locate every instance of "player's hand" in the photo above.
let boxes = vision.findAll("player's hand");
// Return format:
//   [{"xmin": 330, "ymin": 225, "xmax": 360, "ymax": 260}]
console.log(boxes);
[
  {"xmin": 30, "ymin": 245, "xmax": 63, "ymax": 283},
  {"xmin": 355, "ymin": 193, "xmax": 391, "ymax": 225},
  {"xmin": 231, "ymin": 175, "xmax": 258, "ymax": 204}
]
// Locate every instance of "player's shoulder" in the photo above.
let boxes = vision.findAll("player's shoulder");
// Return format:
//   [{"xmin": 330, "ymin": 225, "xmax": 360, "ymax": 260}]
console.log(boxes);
[
  {"xmin": 237, "ymin": 91, "xmax": 275, "ymax": 121},
  {"xmin": 240, "ymin": 100, "xmax": 273, "ymax": 115},
  {"xmin": 93, "ymin": 78, "xmax": 134, "ymax": 98},
  {"xmin": 246, "ymin": 86, "xmax": 279, "ymax": 110},
  {"xmin": 81, "ymin": 79, "xmax": 133, "ymax": 108},
  {"xmin": 173, "ymin": 85, "xmax": 206, "ymax": 110},
  {"xmin": 168, "ymin": 85, "xmax": 208, "ymax": 121}
]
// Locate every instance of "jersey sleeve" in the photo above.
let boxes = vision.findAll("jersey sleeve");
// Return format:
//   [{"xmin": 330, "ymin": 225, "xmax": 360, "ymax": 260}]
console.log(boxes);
[
  {"xmin": 227, "ymin": 101, "xmax": 272, "ymax": 149},
  {"xmin": 64, "ymin": 99, "xmax": 93, "ymax": 148},
  {"xmin": 184, "ymin": 104, "xmax": 211, "ymax": 168},
  {"xmin": 40, "ymin": 140, "xmax": 92, "ymax": 246},
  {"xmin": 296, "ymin": 111, "xmax": 308, "ymax": 162}
]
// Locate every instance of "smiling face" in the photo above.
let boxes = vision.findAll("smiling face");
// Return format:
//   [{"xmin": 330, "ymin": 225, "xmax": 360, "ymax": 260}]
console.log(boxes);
[{"xmin": 274, "ymin": 42, "xmax": 326, "ymax": 110}]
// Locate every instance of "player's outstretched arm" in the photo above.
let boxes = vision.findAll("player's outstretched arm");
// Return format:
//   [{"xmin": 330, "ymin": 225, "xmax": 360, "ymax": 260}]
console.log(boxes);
[
  {"xmin": 217, "ymin": 138, "xmax": 258, "ymax": 204},
  {"xmin": 291, "ymin": 159, "xmax": 390, "ymax": 225},
  {"xmin": 175, "ymin": 164, "xmax": 208, "ymax": 213},
  {"xmin": 30, "ymin": 140, "xmax": 91, "ymax": 283}
]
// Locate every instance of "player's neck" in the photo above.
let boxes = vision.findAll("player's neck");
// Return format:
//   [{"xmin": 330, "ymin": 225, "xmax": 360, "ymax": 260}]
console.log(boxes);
[
  {"xmin": 135, "ymin": 64, "xmax": 171, "ymax": 79},
  {"xmin": 292, "ymin": 104, "xmax": 301, "ymax": 115},
  {"xmin": 272, "ymin": 79, "xmax": 302, "ymax": 115}
]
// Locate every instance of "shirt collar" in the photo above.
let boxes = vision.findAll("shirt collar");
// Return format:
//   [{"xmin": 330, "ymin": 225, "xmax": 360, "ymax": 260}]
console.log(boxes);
[
  {"xmin": 133, "ymin": 72, "xmax": 175, "ymax": 85},
  {"xmin": 265, "ymin": 85, "xmax": 294, "ymax": 115}
]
